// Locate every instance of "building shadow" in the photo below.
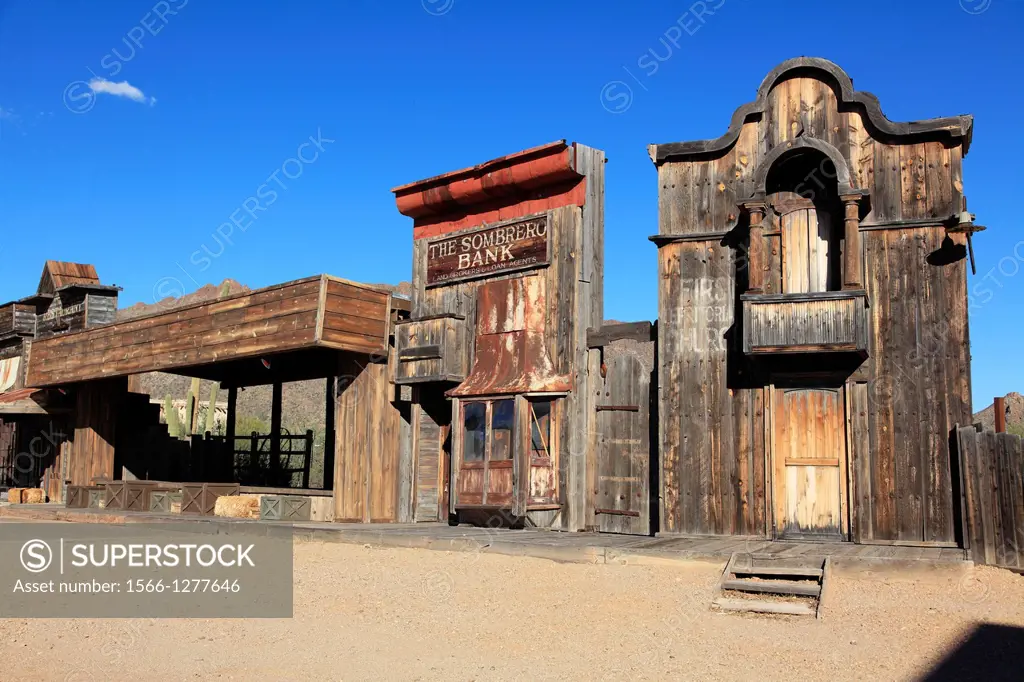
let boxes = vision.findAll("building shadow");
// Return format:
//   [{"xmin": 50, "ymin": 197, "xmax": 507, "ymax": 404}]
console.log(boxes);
[{"xmin": 923, "ymin": 623, "xmax": 1024, "ymax": 681}]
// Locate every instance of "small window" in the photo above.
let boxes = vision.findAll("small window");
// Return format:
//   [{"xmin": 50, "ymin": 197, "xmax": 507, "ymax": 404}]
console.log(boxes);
[
  {"xmin": 529, "ymin": 400, "xmax": 552, "ymax": 459},
  {"xmin": 463, "ymin": 402, "xmax": 486, "ymax": 462},
  {"xmin": 490, "ymin": 399, "xmax": 514, "ymax": 461}
]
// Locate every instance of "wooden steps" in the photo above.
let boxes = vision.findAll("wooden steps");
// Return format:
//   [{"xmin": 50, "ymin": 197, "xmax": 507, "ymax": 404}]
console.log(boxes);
[{"xmin": 712, "ymin": 553, "xmax": 829, "ymax": 618}]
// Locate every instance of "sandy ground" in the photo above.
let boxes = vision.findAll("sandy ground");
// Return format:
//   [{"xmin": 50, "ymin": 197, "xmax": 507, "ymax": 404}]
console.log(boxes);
[{"xmin": 2, "ymin": 540, "xmax": 1024, "ymax": 681}]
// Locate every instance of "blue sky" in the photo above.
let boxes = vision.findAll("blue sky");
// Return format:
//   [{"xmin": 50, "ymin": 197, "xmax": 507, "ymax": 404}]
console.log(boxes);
[{"xmin": 0, "ymin": 0, "xmax": 1020, "ymax": 408}]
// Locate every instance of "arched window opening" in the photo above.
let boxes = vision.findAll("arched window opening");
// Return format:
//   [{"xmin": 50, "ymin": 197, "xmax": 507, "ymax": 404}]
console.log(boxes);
[{"xmin": 766, "ymin": 150, "xmax": 843, "ymax": 293}]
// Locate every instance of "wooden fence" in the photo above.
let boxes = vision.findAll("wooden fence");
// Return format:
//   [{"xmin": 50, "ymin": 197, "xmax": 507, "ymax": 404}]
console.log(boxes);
[{"xmin": 957, "ymin": 426, "xmax": 1024, "ymax": 570}]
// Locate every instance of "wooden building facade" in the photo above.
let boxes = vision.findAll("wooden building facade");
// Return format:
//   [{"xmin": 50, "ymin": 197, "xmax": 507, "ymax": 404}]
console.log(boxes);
[
  {"xmin": 5, "ymin": 58, "xmax": 983, "ymax": 553},
  {"xmin": 392, "ymin": 141, "xmax": 605, "ymax": 531},
  {"xmin": 649, "ymin": 58, "xmax": 974, "ymax": 546}
]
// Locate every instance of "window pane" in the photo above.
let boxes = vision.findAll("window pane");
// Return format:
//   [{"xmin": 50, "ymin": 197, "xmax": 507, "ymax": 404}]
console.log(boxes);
[
  {"xmin": 530, "ymin": 400, "xmax": 551, "ymax": 457},
  {"xmin": 490, "ymin": 399, "xmax": 514, "ymax": 461},
  {"xmin": 463, "ymin": 402, "xmax": 486, "ymax": 462}
]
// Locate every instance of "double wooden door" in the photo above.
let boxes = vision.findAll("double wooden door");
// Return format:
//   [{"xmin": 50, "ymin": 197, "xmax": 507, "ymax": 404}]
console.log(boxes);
[{"xmin": 771, "ymin": 385, "xmax": 848, "ymax": 540}]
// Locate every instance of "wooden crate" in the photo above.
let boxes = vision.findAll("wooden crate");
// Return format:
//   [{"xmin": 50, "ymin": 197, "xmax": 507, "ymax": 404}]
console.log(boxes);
[
  {"xmin": 149, "ymin": 490, "xmax": 183, "ymax": 514},
  {"xmin": 181, "ymin": 483, "xmax": 240, "ymax": 516},
  {"xmin": 87, "ymin": 488, "xmax": 105, "ymax": 509},
  {"xmin": 65, "ymin": 485, "xmax": 88, "ymax": 508},
  {"xmin": 104, "ymin": 481, "xmax": 128, "ymax": 510},
  {"xmin": 260, "ymin": 495, "xmax": 312, "ymax": 521},
  {"xmin": 124, "ymin": 482, "xmax": 161, "ymax": 512}
]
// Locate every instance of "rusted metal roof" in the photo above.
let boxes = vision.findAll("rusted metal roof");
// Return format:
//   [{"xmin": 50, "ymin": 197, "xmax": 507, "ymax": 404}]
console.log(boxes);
[
  {"xmin": 392, "ymin": 140, "xmax": 588, "ymax": 240},
  {"xmin": 448, "ymin": 276, "xmax": 570, "ymax": 397},
  {"xmin": 39, "ymin": 261, "xmax": 100, "ymax": 293}
]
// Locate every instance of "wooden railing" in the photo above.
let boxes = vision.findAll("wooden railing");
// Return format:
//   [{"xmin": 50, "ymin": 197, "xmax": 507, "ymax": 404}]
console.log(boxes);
[
  {"xmin": 188, "ymin": 430, "xmax": 316, "ymax": 489},
  {"xmin": 741, "ymin": 290, "xmax": 868, "ymax": 355}
]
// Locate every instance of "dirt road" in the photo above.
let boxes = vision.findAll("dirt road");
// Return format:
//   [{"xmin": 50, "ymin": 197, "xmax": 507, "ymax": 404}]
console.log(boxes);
[{"xmin": 2, "ymin": 541, "xmax": 1023, "ymax": 680}]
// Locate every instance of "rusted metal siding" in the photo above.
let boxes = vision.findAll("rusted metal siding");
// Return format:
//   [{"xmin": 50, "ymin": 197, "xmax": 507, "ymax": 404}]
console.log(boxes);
[{"xmin": 448, "ymin": 276, "xmax": 570, "ymax": 397}]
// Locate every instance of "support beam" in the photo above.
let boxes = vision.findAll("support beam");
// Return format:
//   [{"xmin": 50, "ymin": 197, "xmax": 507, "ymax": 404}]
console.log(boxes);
[
  {"xmin": 226, "ymin": 386, "xmax": 237, "ymax": 443},
  {"xmin": 324, "ymin": 376, "xmax": 336, "ymax": 490},
  {"xmin": 742, "ymin": 201, "xmax": 767, "ymax": 293},
  {"xmin": 270, "ymin": 381, "xmax": 283, "ymax": 482}
]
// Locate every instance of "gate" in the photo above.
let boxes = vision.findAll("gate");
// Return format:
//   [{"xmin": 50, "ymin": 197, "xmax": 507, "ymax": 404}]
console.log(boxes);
[
  {"xmin": 958, "ymin": 426, "xmax": 1024, "ymax": 569},
  {"xmin": 592, "ymin": 348, "xmax": 653, "ymax": 535}
]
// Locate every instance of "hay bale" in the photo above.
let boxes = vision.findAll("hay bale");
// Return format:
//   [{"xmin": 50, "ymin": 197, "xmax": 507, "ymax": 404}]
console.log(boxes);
[
  {"xmin": 22, "ymin": 488, "xmax": 44, "ymax": 504},
  {"xmin": 6, "ymin": 488, "xmax": 23, "ymax": 504},
  {"xmin": 214, "ymin": 494, "xmax": 261, "ymax": 519},
  {"xmin": 310, "ymin": 496, "xmax": 335, "ymax": 522}
]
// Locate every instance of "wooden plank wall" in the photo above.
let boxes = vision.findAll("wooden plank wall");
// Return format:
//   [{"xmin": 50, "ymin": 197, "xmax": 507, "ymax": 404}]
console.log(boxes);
[
  {"xmin": 858, "ymin": 227, "xmax": 971, "ymax": 543},
  {"xmin": 959, "ymin": 426, "xmax": 1024, "ymax": 569},
  {"xmin": 333, "ymin": 358, "xmax": 404, "ymax": 523},
  {"xmin": 655, "ymin": 70, "xmax": 970, "ymax": 542},
  {"xmin": 659, "ymin": 240, "xmax": 765, "ymax": 535},
  {"xmin": 27, "ymin": 277, "xmax": 325, "ymax": 386},
  {"xmin": 318, "ymin": 278, "xmax": 390, "ymax": 354},
  {"xmin": 413, "ymin": 400, "xmax": 442, "ymax": 521},
  {"xmin": 69, "ymin": 379, "xmax": 125, "ymax": 486}
]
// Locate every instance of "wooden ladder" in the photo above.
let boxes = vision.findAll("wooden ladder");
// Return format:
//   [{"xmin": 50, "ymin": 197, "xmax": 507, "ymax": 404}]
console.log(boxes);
[{"xmin": 711, "ymin": 553, "xmax": 830, "ymax": 618}]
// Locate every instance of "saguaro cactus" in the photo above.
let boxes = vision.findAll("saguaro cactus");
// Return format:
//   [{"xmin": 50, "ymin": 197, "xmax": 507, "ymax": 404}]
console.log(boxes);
[
  {"xmin": 185, "ymin": 377, "xmax": 201, "ymax": 436},
  {"xmin": 204, "ymin": 382, "xmax": 220, "ymax": 434},
  {"xmin": 163, "ymin": 395, "xmax": 181, "ymax": 438}
]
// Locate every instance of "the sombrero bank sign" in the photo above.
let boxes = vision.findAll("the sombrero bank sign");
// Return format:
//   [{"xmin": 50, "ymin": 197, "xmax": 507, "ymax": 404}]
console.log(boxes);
[{"xmin": 426, "ymin": 215, "xmax": 550, "ymax": 286}]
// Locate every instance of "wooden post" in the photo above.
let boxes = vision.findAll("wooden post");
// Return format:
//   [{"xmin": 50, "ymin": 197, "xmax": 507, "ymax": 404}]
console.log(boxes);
[
  {"xmin": 226, "ymin": 386, "xmax": 237, "ymax": 441},
  {"xmin": 225, "ymin": 386, "xmax": 238, "ymax": 482},
  {"xmin": 743, "ymin": 201, "xmax": 767, "ymax": 293},
  {"xmin": 270, "ymin": 382, "xmax": 283, "ymax": 483},
  {"xmin": 994, "ymin": 396, "xmax": 1006, "ymax": 433},
  {"xmin": 840, "ymin": 193, "xmax": 863, "ymax": 290},
  {"xmin": 324, "ymin": 377, "xmax": 335, "ymax": 490},
  {"xmin": 302, "ymin": 429, "xmax": 313, "ymax": 489}
]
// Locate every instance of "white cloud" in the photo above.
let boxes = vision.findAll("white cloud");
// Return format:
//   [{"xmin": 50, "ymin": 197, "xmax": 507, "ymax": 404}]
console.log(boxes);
[
  {"xmin": 87, "ymin": 78, "xmax": 156, "ymax": 106},
  {"xmin": 0, "ymin": 106, "xmax": 17, "ymax": 120}
]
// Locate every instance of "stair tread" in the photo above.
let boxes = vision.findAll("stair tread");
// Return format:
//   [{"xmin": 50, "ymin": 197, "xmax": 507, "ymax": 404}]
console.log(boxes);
[
  {"xmin": 732, "ymin": 565, "xmax": 823, "ymax": 578},
  {"xmin": 712, "ymin": 597, "xmax": 816, "ymax": 616},
  {"xmin": 722, "ymin": 578, "xmax": 820, "ymax": 597}
]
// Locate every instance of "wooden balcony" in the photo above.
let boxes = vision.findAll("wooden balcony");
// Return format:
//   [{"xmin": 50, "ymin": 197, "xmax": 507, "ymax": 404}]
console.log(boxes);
[
  {"xmin": 741, "ymin": 290, "xmax": 868, "ymax": 356},
  {"xmin": 394, "ymin": 314, "xmax": 470, "ymax": 384},
  {"xmin": 0, "ymin": 304, "xmax": 36, "ymax": 338}
]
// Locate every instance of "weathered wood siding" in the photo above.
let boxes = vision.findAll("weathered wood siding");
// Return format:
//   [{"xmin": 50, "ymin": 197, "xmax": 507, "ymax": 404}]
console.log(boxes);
[
  {"xmin": 405, "ymin": 143, "xmax": 605, "ymax": 531},
  {"xmin": 26, "ymin": 276, "xmax": 392, "ymax": 387},
  {"xmin": 69, "ymin": 379, "xmax": 125, "ymax": 486},
  {"xmin": 413, "ymin": 399, "xmax": 443, "ymax": 521},
  {"xmin": 857, "ymin": 227, "xmax": 971, "ymax": 543},
  {"xmin": 653, "ymin": 60, "xmax": 971, "ymax": 543},
  {"xmin": 742, "ymin": 292, "xmax": 868, "ymax": 354},
  {"xmin": 318, "ymin": 277, "xmax": 391, "ymax": 354},
  {"xmin": 84, "ymin": 292, "xmax": 118, "ymax": 328},
  {"xmin": 659, "ymin": 241, "xmax": 766, "ymax": 535},
  {"xmin": 394, "ymin": 315, "xmax": 469, "ymax": 384},
  {"xmin": 959, "ymin": 427, "xmax": 1024, "ymax": 569},
  {"xmin": 333, "ymin": 359, "xmax": 403, "ymax": 523}
]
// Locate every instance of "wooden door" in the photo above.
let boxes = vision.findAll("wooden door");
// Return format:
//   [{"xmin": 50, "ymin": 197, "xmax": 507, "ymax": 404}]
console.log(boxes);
[
  {"xmin": 594, "ymin": 353, "xmax": 651, "ymax": 535},
  {"xmin": 781, "ymin": 206, "xmax": 833, "ymax": 293},
  {"xmin": 413, "ymin": 391, "xmax": 451, "ymax": 522},
  {"xmin": 772, "ymin": 386, "xmax": 847, "ymax": 540}
]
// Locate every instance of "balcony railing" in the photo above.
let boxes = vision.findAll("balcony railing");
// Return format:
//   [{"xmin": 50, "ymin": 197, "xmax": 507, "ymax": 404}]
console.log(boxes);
[
  {"xmin": 741, "ymin": 290, "xmax": 868, "ymax": 355},
  {"xmin": 394, "ymin": 314, "xmax": 470, "ymax": 384}
]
